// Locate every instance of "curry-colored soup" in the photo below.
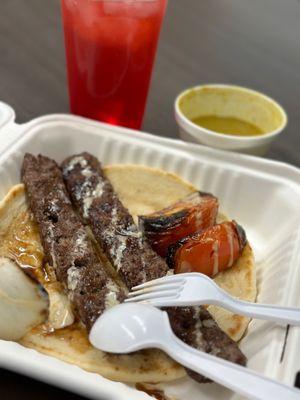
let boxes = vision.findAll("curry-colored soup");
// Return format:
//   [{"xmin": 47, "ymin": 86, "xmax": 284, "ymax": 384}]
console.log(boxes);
[{"xmin": 192, "ymin": 115, "xmax": 264, "ymax": 137}]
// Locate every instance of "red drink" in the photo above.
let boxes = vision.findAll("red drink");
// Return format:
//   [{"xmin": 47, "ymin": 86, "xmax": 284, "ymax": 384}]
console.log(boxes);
[{"xmin": 61, "ymin": 0, "xmax": 167, "ymax": 129}]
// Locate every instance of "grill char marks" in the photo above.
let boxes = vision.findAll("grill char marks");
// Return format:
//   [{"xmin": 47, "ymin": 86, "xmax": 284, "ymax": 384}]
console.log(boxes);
[
  {"xmin": 139, "ymin": 191, "xmax": 219, "ymax": 257},
  {"xmin": 61, "ymin": 152, "xmax": 169, "ymax": 289},
  {"xmin": 62, "ymin": 152, "xmax": 247, "ymax": 383},
  {"xmin": 21, "ymin": 153, "xmax": 125, "ymax": 331}
]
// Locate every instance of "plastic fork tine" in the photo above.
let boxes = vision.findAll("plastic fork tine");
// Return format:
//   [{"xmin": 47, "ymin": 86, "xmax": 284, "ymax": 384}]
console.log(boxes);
[
  {"xmin": 125, "ymin": 272, "xmax": 300, "ymax": 327},
  {"xmin": 125, "ymin": 290, "xmax": 179, "ymax": 303},
  {"xmin": 131, "ymin": 275, "xmax": 184, "ymax": 291},
  {"xmin": 127, "ymin": 283, "xmax": 182, "ymax": 298}
]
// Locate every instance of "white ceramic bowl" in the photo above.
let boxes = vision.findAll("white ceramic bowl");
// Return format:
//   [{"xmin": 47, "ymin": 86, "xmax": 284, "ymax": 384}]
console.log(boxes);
[{"xmin": 175, "ymin": 84, "xmax": 287, "ymax": 156}]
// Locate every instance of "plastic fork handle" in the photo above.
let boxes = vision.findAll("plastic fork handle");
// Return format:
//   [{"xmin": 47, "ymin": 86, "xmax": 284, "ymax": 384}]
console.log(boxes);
[
  {"xmin": 161, "ymin": 333, "xmax": 300, "ymax": 400},
  {"xmin": 219, "ymin": 295, "xmax": 300, "ymax": 326},
  {"xmin": 136, "ymin": 298, "xmax": 300, "ymax": 326}
]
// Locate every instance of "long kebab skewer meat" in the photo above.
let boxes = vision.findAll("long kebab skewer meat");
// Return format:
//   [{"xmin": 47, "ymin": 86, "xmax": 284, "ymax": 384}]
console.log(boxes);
[
  {"xmin": 62, "ymin": 152, "xmax": 247, "ymax": 383},
  {"xmin": 21, "ymin": 154, "xmax": 126, "ymax": 332}
]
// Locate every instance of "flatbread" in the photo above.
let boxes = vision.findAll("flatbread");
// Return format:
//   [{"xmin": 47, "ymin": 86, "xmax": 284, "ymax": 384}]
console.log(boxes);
[
  {"xmin": 104, "ymin": 165, "xmax": 256, "ymax": 341},
  {"xmin": 0, "ymin": 164, "xmax": 256, "ymax": 383},
  {"xmin": 207, "ymin": 243, "xmax": 255, "ymax": 341}
]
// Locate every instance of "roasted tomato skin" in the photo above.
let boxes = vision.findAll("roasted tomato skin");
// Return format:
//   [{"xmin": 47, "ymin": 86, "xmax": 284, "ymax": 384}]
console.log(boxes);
[
  {"xmin": 139, "ymin": 191, "xmax": 219, "ymax": 257},
  {"xmin": 167, "ymin": 221, "xmax": 246, "ymax": 277}
]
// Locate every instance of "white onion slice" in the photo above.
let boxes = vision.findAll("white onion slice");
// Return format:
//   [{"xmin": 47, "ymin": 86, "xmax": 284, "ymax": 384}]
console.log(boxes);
[{"xmin": 0, "ymin": 257, "xmax": 48, "ymax": 340}]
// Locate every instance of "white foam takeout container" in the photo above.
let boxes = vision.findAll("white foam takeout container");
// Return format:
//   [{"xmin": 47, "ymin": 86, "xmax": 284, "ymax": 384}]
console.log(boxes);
[{"xmin": 0, "ymin": 100, "xmax": 300, "ymax": 400}]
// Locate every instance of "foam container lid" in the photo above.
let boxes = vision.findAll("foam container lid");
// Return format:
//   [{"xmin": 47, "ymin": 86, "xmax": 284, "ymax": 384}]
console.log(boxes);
[{"xmin": 0, "ymin": 101, "xmax": 300, "ymax": 400}]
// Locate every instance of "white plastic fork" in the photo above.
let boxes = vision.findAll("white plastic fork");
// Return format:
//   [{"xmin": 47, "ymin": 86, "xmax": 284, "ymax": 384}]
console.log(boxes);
[{"xmin": 125, "ymin": 272, "xmax": 300, "ymax": 325}]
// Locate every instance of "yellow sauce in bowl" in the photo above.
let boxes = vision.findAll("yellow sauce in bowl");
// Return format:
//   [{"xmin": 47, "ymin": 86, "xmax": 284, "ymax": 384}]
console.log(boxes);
[{"xmin": 191, "ymin": 115, "xmax": 264, "ymax": 137}]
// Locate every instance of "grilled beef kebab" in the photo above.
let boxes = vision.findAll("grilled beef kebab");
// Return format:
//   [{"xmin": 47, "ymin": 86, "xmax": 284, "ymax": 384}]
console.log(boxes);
[
  {"xmin": 62, "ymin": 152, "xmax": 246, "ymax": 383},
  {"xmin": 22, "ymin": 154, "xmax": 125, "ymax": 331}
]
